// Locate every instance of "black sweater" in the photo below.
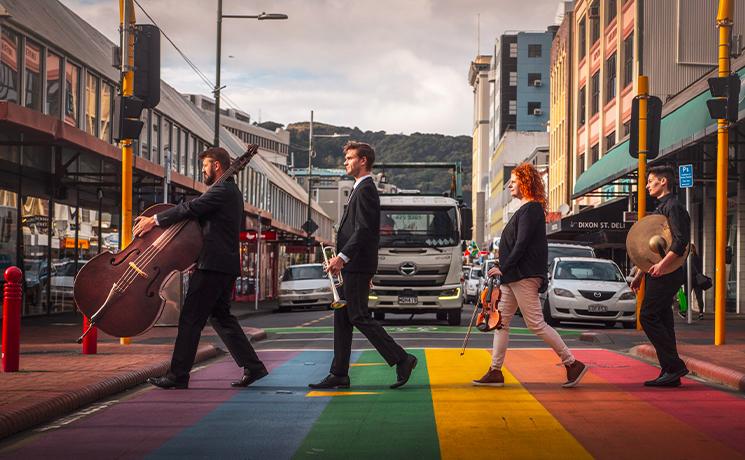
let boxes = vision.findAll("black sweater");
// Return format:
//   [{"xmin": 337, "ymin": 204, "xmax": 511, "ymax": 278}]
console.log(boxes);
[{"xmin": 498, "ymin": 201, "xmax": 548, "ymax": 285}]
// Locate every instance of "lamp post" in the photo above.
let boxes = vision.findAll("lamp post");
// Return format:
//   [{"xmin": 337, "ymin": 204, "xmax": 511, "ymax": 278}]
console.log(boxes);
[{"xmin": 214, "ymin": 3, "xmax": 287, "ymax": 146}]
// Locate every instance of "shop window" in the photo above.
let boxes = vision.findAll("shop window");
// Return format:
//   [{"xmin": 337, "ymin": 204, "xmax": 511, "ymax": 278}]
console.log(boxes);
[
  {"xmin": 99, "ymin": 83, "xmax": 112, "ymax": 142},
  {"xmin": 46, "ymin": 51, "xmax": 61, "ymax": 117},
  {"xmin": 85, "ymin": 73, "xmax": 98, "ymax": 136},
  {"xmin": 64, "ymin": 61, "xmax": 80, "ymax": 126},
  {"xmin": 0, "ymin": 29, "xmax": 20, "ymax": 103},
  {"xmin": 591, "ymin": 72, "xmax": 600, "ymax": 115},
  {"xmin": 623, "ymin": 33, "xmax": 634, "ymax": 87},
  {"xmin": 0, "ymin": 189, "xmax": 18, "ymax": 286},
  {"xmin": 528, "ymin": 44, "xmax": 542, "ymax": 58},
  {"xmin": 21, "ymin": 196, "xmax": 50, "ymax": 315},
  {"xmin": 606, "ymin": 54, "xmax": 616, "ymax": 102},
  {"xmin": 24, "ymin": 40, "xmax": 42, "ymax": 111}
]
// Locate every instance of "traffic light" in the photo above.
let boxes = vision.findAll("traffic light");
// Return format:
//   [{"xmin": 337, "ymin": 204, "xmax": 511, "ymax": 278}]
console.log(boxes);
[
  {"xmin": 706, "ymin": 74, "xmax": 741, "ymax": 122},
  {"xmin": 112, "ymin": 95, "xmax": 144, "ymax": 142},
  {"xmin": 629, "ymin": 95, "xmax": 662, "ymax": 159},
  {"xmin": 133, "ymin": 24, "xmax": 160, "ymax": 109}
]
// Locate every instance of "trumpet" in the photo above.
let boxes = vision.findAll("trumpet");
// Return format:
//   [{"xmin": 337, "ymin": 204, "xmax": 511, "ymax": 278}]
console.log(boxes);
[{"xmin": 321, "ymin": 244, "xmax": 347, "ymax": 309}]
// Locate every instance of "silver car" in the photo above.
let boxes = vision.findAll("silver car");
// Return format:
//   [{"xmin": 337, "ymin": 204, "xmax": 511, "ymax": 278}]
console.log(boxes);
[
  {"xmin": 542, "ymin": 257, "xmax": 636, "ymax": 328},
  {"xmin": 278, "ymin": 264, "xmax": 334, "ymax": 312},
  {"xmin": 464, "ymin": 265, "xmax": 484, "ymax": 303}
]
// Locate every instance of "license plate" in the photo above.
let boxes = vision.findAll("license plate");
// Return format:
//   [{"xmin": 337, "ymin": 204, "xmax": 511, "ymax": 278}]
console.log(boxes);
[
  {"xmin": 398, "ymin": 296, "xmax": 418, "ymax": 305},
  {"xmin": 588, "ymin": 304, "xmax": 608, "ymax": 313}
]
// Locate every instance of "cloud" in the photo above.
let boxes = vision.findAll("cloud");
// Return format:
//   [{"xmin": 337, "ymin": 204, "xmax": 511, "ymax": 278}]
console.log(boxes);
[{"xmin": 60, "ymin": 0, "xmax": 560, "ymax": 135}]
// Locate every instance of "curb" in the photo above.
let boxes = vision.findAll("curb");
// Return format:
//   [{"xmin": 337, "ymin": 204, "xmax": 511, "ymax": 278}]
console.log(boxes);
[
  {"xmin": 629, "ymin": 344, "xmax": 745, "ymax": 393},
  {"xmin": 246, "ymin": 327, "xmax": 267, "ymax": 342},
  {"xmin": 579, "ymin": 332, "xmax": 614, "ymax": 344},
  {"xmin": 0, "ymin": 345, "xmax": 222, "ymax": 441}
]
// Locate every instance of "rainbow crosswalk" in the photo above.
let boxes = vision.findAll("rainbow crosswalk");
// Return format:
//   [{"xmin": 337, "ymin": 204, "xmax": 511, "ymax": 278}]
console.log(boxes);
[{"xmin": 4, "ymin": 349, "xmax": 745, "ymax": 459}]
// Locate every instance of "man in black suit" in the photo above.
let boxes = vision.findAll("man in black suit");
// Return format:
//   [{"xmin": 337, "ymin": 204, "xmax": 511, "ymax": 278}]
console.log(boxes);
[
  {"xmin": 133, "ymin": 147, "xmax": 267, "ymax": 389},
  {"xmin": 309, "ymin": 141, "xmax": 417, "ymax": 390}
]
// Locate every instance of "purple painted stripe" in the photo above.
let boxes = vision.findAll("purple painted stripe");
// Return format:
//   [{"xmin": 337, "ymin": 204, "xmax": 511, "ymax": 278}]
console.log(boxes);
[{"xmin": 1, "ymin": 351, "xmax": 298, "ymax": 460}]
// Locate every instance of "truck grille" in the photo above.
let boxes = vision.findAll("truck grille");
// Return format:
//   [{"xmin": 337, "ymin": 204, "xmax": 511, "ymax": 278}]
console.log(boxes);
[{"xmin": 374, "ymin": 264, "xmax": 450, "ymax": 287}]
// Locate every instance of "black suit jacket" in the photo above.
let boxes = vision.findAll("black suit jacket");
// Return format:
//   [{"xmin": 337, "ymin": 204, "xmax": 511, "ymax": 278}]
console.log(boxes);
[
  {"xmin": 338, "ymin": 176, "xmax": 379, "ymax": 274},
  {"xmin": 156, "ymin": 177, "xmax": 242, "ymax": 276}
]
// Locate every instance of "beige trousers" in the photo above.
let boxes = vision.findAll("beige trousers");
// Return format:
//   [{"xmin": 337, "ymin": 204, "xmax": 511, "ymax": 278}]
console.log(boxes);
[{"xmin": 490, "ymin": 277, "xmax": 575, "ymax": 369}]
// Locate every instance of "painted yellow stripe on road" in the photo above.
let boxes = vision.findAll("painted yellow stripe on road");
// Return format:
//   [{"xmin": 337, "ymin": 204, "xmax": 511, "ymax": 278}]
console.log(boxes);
[
  {"xmin": 426, "ymin": 349, "xmax": 591, "ymax": 460},
  {"xmin": 306, "ymin": 391, "xmax": 382, "ymax": 397}
]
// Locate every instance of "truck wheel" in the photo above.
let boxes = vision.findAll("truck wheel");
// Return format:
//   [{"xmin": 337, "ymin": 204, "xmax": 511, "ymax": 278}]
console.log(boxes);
[
  {"xmin": 622, "ymin": 321, "xmax": 636, "ymax": 329},
  {"xmin": 436, "ymin": 311, "xmax": 447, "ymax": 321},
  {"xmin": 543, "ymin": 299, "xmax": 559, "ymax": 326},
  {"xmin": 447, "ymin": 308, "xmax": 462, "ymax": 326},
  {"xmin": 373, "ymin": 311, "xmax": 385, "ymax": 321}
]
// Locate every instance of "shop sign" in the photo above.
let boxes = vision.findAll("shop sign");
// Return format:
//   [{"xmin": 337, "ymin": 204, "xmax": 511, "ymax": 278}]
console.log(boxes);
[
  {"xmin": 285, "ymin": 245, "xmax": 310, "ymax": 254},
  {"xmin": 64, "ymin": 237, "xmax": 89, "ymax": 249},
  {"xmin": 566, "ymin": 220, "xmax": 629, "ymax": 231},
  {"xmin": 240, "ymin": 230, "xmax": 277, "ymax": 241}
]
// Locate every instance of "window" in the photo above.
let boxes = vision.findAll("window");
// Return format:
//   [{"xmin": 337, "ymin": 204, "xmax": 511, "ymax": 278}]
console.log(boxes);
[
  {"xmin": 590, "ymin": 72, "xmax": 600, "ymax": 115},
  {"xmin": 528, "ymin": 102, "xmax": 542, "ymax": 116},
  {"xmin": 508, "ymin": 99, "xmax": 517, "ymax": 115},
  {"xmin": 509, "ymin": 71, "xmax": 517, "ymax": 86},
  {"xmin": 64, "ymin": 61, "xmax": 80, "ymax": 126},
  {"xmin": 590, "ymin": 1, "xmax": 600, "ymax": 43},
  {"xmin": 578, "ymin": 86, "xmax": 586, "ymax": 125},
  {"xmin": 24, "ymin": 40, "xmax": 42, "ymax": 111},
  {"xmin": 623, "ymin": 120, "xmax": 631, "ymax": 136},
  {"xmin": 139, "ymin": 110, "xmax": 150, "ymax": 159},
  {"xmin": 85, "ymin": 73, "xmax": 98, "ymax": 136},
  {"xmin": 528, "ymin": 73, "xmax": 542, "ymax": 86},
  {"xmin": 578, "ymin": 153, "xmax": 586, "ymax": 175},
  {"xmin": 163, "ymin": 119, "xmax": 172, "ymax": 167},
  {"xmin": 590, "ymin": 144, "xmax": 599, "ymax": 165},
  {"xmin": 509, "ymin": 42, "xmax": 518, "ymax": 58},
  {"xmin": 579, "ymin": 17, "xmax": 587, "ymax": 59},
  {"xmin": 180, "ymin": 129, "xmax": 187, "ymax": 175},
  {"xmin": 605, "ymin": 54, "xmax": 616, "ymax": 102},
  {"xmin": 528, "ymin": 44, "xmax": 542, "ymax": 57},
  {"xmin": 607, "ymin": 0, "xmax": 617, "ymax": 24},
  {"xmin": 46, "ymin": 51, "xmax": 61, "ymax": 117},
  {"xmin": 152, "ymin": 113, "xmax": 161, "ymax": 163},
  {"xmin": 606, "ymin": 131, "xmax": 616, "ymax": 150},
  {"xmin": 0, "ymin": 29, "xmax": 20, "ymax": 103},
  {"xmin": 623, "ymin": 33, "xmax": 634, "ymax": 87},
  {"xmin": 99, "ymin": 83, "xmax": 112, "ymax": 142}
]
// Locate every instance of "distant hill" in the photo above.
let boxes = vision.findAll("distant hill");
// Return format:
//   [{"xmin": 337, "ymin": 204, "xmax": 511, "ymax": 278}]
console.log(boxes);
[{"xmin": 284, "ymin": 121, "xmax": 472, "ymax": 202}]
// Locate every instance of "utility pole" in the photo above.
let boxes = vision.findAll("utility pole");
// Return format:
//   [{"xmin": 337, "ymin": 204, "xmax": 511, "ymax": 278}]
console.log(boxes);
[
  {"xmin": 214, "ymin": 0, "xmax": 223, "ymax": 147},
  {"xmin": 635, "ymin": 75, "xmax": 649, "ymax": 331},
  {"xmin": 118, "ymin": 0, "xmax": 136, "ymax": 345},
  {"xmin": 714, "ymin": 0, "xmax": 733, "ymax": 345},
  {"xmin": 306, "ymin": 110, "xmax": 314, "ymax": 263}
]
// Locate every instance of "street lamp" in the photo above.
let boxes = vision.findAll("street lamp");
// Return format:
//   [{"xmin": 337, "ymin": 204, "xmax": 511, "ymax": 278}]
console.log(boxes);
[{"xmin": 214, "ymin": 3, "xmax": 288, "ymax": 146}]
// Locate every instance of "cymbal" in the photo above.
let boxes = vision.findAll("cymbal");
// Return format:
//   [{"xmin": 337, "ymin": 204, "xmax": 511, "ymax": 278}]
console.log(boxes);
[{"xmin": 626, "ymin": 214, "xmax": 689, "ymax": 274}]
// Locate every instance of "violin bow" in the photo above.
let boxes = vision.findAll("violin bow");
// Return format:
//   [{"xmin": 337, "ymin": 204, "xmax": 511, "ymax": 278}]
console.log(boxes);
[{"xmin": 460, "ymin": 301, "xmax": 480, "ymax": 356}]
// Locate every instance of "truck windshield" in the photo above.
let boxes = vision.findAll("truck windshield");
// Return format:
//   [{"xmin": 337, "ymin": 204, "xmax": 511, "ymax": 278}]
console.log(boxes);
[{"xmin": 379, "ymin": 206, "xmax": 459, "ymax": 248}]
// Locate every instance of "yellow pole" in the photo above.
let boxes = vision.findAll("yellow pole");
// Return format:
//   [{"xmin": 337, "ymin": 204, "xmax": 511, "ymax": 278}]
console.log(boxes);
[
  {"xmin": 635, "ymin": 75, "xmax": 649, "ymax": 330},
  {"xmin": 119, "ymin": 0, "xmax": 135, "ymax": 345},
  {"xmin": 714, "ymin": 0, "xmax": 732, "ymax": 345}
]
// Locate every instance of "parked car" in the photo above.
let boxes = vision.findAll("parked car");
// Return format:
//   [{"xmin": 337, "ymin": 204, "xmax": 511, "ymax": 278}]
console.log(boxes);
[
  {"xmin": 24, "ymin": 259, "xmax": 51, "ymax": 305},
  {"xmin": 278, "ymin": 264, "xmax": 334, "ymax": 312},
  {"xmin": 542, "ymin": 257, "xmax": 636, "ymax": 328},
  {"xmin": 50, "ymin": 259, "xmax": 88, "ymax": 298},
  {"xmin": 547, "ymin": 243, "xmax": 596, "ymax": 267},
  {"xmin": 464, "ymin": 265, "xmax": 484, "ymax": 303}
]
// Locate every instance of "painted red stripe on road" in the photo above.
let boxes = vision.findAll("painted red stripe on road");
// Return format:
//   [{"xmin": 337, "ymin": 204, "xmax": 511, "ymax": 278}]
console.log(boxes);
[{"xmin": 505, "ymin": 349, "xmax": 742, "ymax": 459}]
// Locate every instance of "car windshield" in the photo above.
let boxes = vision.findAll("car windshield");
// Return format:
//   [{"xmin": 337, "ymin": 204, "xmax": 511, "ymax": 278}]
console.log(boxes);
[
  {"xmin": 379, "ymin": 206, "xmax": 459, "ymax": 248},
  {"xmin": 283, "ymin": 266, "xmax": 325, "ymax": 281},
  {"xmin": 55, "ymin": 261, "xmax": 85, "ymax": 277},
  {"xmin": 554, "ymin": 261, "xmax": 625, "ymax": 282},
  {"xmin": 470, "ymin": 268, "xmax": 483, "ymax": 279},
  {"xmin": 547, "ymin": 246, "xmax": 594, "ymax": 266}
]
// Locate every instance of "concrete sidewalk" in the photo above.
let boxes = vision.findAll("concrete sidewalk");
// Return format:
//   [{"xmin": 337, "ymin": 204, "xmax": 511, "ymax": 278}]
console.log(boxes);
[
  {"xmin": 582, "ymin": 313, "xmax": 745, "ymax": 393},
  {"xmin": 0, "ymin": 300, "xmax": 274, "ymax": 441}
]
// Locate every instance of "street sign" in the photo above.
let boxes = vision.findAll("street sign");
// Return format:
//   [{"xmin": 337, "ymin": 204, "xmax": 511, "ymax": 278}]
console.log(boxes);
[
  {"xmin": 302, "ymin": 219, "xmax": 318, "ymax": 235},
  {"xmin": 679, "ymin": 164, "xmax": 693, "ymax": 189}
]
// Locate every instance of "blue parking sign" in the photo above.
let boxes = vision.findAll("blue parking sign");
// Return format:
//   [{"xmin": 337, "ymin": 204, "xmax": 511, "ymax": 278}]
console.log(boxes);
[{"xmin": 679, "ymin": 164, "xmax": 693, "ymax": 188}]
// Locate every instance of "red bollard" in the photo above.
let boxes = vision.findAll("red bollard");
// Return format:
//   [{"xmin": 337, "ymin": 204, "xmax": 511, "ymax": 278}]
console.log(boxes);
[
  {"xmin": 2, "ymin": 266, "xmax": 22, "ymax": 372},
  {"xmin": 82, "ymin": 316, "xmax": 97, "ymax": 355}
]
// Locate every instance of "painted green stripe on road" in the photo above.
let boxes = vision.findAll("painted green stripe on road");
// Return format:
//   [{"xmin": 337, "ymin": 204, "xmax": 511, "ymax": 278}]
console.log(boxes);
[
  {"xmin": 265, "ymin": 326, "xmax": 580, "ymax": 336},
  {"xmin": 293, "ymin": 349, "xmax": 439, "ymax": 460}
]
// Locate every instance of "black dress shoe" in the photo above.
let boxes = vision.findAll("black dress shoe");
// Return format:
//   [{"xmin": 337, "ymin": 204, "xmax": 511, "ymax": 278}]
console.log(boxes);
[
  {"xmin": 391, "ymin": 354, "xmax": 418, "ymax": 389},
  {"xmin": 308, "ymin": 374, "xmax": 350, "ymax": 389},
  {"xmin": 644, "ymin": 368, "xmax": 689, "ymax": 387},
  {"xmin": 231, "ymin": 368, "xmax": 269, "ymax": 387},
  {"xmin": 148, "ymin": 376, "xmax": 188, "ymax": 389}
]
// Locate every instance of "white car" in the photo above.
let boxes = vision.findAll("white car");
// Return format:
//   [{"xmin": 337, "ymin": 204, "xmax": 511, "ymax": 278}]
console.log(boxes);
[
  {"xmin": 278, "ymin": 264, "xmax": 334, "ymax": 312},
  {"xmin": 464, "ymin": 265, "xmax": 484, "ymax": 303},
  {"xmin": 542, "ymin": 257, "xmax": 636, "ymax": 328}
]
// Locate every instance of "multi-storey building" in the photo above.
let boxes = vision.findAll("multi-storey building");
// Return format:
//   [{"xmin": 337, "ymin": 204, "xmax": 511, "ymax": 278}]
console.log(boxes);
[{"xmin": 468, "ymin": 55, "xmax": 491, "ymax": 246}]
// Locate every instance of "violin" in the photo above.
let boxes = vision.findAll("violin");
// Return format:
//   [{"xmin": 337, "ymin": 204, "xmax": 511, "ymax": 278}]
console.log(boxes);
[{"xmin": 460, "ymin": 275, "xmax": 503, "ymax": 355}]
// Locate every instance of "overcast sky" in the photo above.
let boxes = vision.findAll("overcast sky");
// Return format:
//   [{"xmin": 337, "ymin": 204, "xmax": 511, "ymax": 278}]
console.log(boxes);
[{"xmin": 61, "ymin": 0, "xmax": 561, "ymax": 136}]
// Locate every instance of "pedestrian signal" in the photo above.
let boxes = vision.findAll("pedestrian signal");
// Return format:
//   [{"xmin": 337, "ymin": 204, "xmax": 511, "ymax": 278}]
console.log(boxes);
[
  {"xmin": 112, "ymin": 95, "xmax": 145, "ymax": 142},
  {"xmin": 629, "ymin": 95, "xmax": 662, "ymax": 159},
  {"xmin": 706, "ymin": 74, "xmax": 741, "ymax": 123}
]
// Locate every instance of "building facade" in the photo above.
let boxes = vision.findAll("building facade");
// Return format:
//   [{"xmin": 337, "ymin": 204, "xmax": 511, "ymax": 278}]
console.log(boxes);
[{"xmin": 468, "ymin": 55, "xmax": 491, "ymax": 246}]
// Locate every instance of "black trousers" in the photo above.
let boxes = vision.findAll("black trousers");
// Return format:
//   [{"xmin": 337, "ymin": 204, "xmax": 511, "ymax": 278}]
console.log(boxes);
[
  {"xmin": 167, "ymin": 269, "xmax": 265, "ymax": 383},
  {"xmin": 640, "ymin": 271, "xmax": 687, "ymax": 373},
  {"xmin": 330, "ymin": 271, "xmax": 407, "ymax": 376}
]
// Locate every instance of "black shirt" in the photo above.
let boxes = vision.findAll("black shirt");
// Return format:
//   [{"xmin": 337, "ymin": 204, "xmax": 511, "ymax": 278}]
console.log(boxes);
[
  {"xmin": 498, "ymin": 201, "xmax": 548, "ymax": 285},
  {"xmin": 653, "ymin": 194, "xmax": 690, "ymax": 257}
]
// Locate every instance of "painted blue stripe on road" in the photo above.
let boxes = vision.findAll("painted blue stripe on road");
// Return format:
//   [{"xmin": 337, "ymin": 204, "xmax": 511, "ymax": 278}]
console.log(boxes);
[{"xmin": 147, "ymin": 351, "xmax": 359, "ymax": 460}]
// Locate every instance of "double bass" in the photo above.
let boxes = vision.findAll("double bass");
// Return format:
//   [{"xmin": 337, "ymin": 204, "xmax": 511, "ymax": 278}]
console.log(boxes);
[
  {"xmin": 74, "ymin": 145, "xmax": 258, "ymax": 342},
  {"xmin": 460, "ymin": 275, "xmax": 503, "ymax": 355}
]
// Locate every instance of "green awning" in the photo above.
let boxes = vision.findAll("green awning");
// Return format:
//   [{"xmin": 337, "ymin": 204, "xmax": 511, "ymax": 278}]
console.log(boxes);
[{"xmin": 573, "ymin": 66, "xmax": 745, "ymax": 198}]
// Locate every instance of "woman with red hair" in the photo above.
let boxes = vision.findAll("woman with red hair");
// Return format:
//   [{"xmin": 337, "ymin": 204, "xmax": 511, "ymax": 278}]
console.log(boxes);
[{"xmin": 472, "ymin": 163, "xmax": 587, "ymax": 388}]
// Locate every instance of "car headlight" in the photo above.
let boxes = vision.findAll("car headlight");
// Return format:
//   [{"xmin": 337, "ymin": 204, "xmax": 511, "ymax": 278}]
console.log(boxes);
[
  {"xmin": 553, "ymin": 288, "xmax": 575, "ymax": 298},
  {"xmin": 438, "ymin": 287, "xmax": 461, "ymax": 300},
  {"xmin": 280, "ymin": 289, "xmax": 293, "ymax": 295},
  {"xmin": 619, "ymin": 291, "xmax": 636, "ymax": 300}
]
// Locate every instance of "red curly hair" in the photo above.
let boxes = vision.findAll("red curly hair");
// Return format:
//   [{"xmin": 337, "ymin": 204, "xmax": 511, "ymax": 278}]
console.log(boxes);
[{"xmin": 511, "ymin": 163, "xmax": 547, "ymax": 213}]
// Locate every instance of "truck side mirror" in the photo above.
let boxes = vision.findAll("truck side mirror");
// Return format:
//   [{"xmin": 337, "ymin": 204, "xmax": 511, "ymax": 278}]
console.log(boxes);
[{"xmin": 461, "ymin": 208, "xmax": 473, "ymax": 241}]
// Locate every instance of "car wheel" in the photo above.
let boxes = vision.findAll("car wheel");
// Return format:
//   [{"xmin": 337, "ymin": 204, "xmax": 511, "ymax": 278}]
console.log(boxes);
[
  {"xmin": 622, "ymin": 321, "xmax": 636, "ymax": 329},
  {"xmin": 278, "ymin": 306, "xmax": 291, "ymax": 313},
  {"xmin": 447, "ymin": 308, "xmax": 462, "ymax": 326},
  {"xmin": 436, "ymin": 311, "xmax": 447, "ymax": 321},
  {"xmin": 373, "ymin": 311, "xmax": 385, "ymax": 321},
  {"xmin": 604, "ymin": 321, "xmax": 616, "ymax": 328},
  {"xmin": 543, "ymin": 299, "xmax": 559, "ymax": 326}
]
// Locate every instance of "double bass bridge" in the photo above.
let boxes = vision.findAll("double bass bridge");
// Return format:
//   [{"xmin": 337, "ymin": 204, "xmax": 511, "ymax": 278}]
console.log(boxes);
[{"xmin": 128, "ymin": 262, "xmax": 149, "ymax": 279}]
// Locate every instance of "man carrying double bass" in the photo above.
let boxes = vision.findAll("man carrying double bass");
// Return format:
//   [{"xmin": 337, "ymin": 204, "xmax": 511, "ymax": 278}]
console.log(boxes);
[
  {"xmin": 133, "ymin": 147, "xmax": 267, "ymax": 389},
  {"xmin": 630, "ymin": 164, "xmax": 690, "ymax": 388}
]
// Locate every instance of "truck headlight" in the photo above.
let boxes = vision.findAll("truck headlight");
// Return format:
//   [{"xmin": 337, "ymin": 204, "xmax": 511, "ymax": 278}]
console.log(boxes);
[
  {"xmin": 619, "ymin": 291, "xmax": 636, "ymax": 300},
  {"xmin": 553, "ymin": 288, "xmax": 575, "ymax": 298},
  {"xmin": 438, "ymin": 287, "xmax": 461, "ymax": 300}
]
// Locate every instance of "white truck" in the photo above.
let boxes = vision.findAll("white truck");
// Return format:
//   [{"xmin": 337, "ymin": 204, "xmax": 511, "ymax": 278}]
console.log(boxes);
[{"xmin": 368, "ymin": 194, "xmax": 472, "ymax": 325}]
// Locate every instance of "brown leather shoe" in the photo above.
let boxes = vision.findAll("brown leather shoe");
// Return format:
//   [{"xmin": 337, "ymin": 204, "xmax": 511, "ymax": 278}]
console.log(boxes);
[
  {"xmin": 563, "ymin": 359, "xmax": 588, "ymax": 388},
  {"xmin": 472, "ymin": 368, "xmax": 504, "ymax": 387}
]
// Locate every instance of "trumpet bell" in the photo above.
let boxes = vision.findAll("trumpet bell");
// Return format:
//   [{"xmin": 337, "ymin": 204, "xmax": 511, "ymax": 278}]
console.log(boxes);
[{"xmin": 331, "ymin": 300, "xmax": 347, "ymax": 310}]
